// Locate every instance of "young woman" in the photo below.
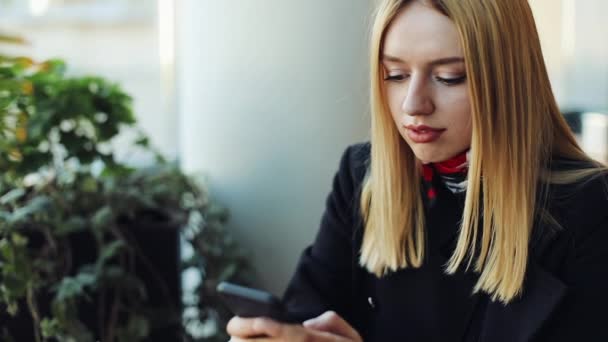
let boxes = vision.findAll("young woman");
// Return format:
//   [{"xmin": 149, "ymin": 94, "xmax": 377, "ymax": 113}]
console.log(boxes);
[{"xmin": 228, "ymin": 0, "xmax": 608, "ymax": 341}]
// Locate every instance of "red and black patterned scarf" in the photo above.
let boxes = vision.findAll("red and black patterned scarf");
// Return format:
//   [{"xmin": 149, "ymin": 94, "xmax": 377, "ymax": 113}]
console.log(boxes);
[{"xmin": 421, "ymin": 150, "xmax": 470, "ymax": 207}]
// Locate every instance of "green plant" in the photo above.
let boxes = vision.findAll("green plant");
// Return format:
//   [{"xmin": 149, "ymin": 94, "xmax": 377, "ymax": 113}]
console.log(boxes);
[{"xmin": 0, "ymin": 53, "xmax": 253, "ymax": 341}]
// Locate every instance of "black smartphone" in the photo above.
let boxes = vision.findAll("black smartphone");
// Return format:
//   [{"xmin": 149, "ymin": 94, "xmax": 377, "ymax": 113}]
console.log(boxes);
[{"xmin": 217, "ymin": 281, "xmax": 293, "ymax": 323}]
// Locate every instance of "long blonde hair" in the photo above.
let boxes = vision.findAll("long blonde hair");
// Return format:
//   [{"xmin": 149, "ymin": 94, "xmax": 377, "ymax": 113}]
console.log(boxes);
[{"xmin": 360, "ymin": 0, "xmax": 607, "ymax": 304}]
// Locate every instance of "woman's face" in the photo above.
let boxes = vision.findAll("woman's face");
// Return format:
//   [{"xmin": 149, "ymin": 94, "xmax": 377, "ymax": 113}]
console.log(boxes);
[{"xmin": 382, "ymin": 1, "xmax": 472, "ymax": 164}]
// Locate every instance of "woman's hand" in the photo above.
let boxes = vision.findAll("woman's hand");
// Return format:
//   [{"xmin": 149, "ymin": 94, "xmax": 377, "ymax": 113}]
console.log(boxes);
[{"xmin": 227, "ymin": 310, "xmax": 363, "ymax": 342}]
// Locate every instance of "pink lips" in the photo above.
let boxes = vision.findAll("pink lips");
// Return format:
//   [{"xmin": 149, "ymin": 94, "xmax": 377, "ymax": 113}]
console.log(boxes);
[{"xmin": 405, "ymin": 125, "xmax": 446, "ymax": 143}]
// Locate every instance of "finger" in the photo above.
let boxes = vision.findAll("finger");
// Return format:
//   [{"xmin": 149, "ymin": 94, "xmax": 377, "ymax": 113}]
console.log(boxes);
[
  {"xmin": 227, "ymin": 316, "xmax": 283, "ymax": 338},
  {"xmin": 303, "ymin": 311, "xmax": 362, "ymax": 340},
  {"xmin": 229, "ymin": 338, "xmax": 271, "ymax": 342}
]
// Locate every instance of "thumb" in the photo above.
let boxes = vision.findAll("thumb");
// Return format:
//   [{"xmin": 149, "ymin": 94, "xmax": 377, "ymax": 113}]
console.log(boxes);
[{"xmin": 303, "ymin": 311, "xmax": 361, "ymax": 341}]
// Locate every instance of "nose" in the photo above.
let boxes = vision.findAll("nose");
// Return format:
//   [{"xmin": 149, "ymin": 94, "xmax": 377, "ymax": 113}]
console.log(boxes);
[{"xmin": 401, "ymin": 76, "xmax": 435, "ymax": 116}]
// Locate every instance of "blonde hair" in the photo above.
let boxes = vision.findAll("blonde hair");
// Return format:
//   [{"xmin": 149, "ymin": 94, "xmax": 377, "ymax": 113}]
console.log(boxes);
[{"xmin": 360, "ymin": 0, "xmax": 607, "ymax": 304}]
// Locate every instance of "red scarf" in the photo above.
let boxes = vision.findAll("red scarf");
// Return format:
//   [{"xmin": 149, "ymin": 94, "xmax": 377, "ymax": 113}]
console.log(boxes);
[{"xmin": 421, "ymin": 150, "xmax": 469, "ymax": 206}]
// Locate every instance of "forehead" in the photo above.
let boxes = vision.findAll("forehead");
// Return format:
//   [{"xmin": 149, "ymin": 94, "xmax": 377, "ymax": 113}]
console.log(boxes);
[{"xmin": 382, "ymin": 1, "xmax": 463, "ymax": 62}]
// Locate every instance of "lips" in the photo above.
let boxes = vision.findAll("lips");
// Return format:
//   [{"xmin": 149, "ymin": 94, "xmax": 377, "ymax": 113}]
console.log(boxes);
[{"xmin": 405, "ymin": 125, "xmax": 446, "ymax": 143}]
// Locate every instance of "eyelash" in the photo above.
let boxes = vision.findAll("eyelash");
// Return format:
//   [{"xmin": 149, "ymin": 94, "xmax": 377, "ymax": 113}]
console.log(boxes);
[
  {"xmin": 383, "ymin": 75, "xmax": 408, "ymax": 82},
  {"xmin": 383, "ymin": 74, "xmax": 467, "ymax": 86},
  {"xmin": 436, "ymin": 75, "xmax": 467, "ymax": 85}
]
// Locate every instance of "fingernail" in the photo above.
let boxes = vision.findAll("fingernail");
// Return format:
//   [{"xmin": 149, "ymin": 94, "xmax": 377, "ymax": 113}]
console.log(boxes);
[{"xmin": 303, "ymin": 318, "xmax": 318, "ymax": 327}]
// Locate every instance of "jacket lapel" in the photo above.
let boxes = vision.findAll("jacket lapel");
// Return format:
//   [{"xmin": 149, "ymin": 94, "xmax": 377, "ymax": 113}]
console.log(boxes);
[
  {"xmin": 431, "ymin": 179, "xmax": 569, "ymax": 342},
  {"xmin": 433, "ymin": 184, "xmax": 568, "ymax": 342},
  {"xmin": 431, "ymin": 190, "xmax": 483, "ymax": 341},
  {"xmin": 479, "ymin": 259, "xmax": 568, "ymax": 342}
]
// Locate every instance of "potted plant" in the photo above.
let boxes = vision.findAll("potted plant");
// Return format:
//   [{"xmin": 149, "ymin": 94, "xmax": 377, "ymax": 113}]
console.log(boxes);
[{"xmin": 0, "ymin": 45, "xmax": 253, "ymax": 341}]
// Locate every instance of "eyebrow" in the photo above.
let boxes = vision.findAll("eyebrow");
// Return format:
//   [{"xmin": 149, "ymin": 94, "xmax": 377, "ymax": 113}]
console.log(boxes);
[{"xmin": 381, "ymin": 54, "xmax": 465, "ymax": 66}]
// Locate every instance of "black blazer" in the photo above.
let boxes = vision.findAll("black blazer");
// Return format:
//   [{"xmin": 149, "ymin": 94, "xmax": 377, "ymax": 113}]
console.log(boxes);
[{"xmin": 282, "ymin": 142, "xmax": 608, "ymax": 342}]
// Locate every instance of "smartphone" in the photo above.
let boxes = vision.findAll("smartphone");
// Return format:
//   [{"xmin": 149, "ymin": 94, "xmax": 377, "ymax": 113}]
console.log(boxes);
[{"xmin": 217, "ymin": 281, "xmax": 294, "ymax": 323}]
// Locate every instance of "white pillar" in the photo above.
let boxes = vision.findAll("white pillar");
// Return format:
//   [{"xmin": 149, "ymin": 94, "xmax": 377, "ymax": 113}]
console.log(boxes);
[{"xmin": 176, "ymin": 0, "xmax": 370, "ymax": 294}]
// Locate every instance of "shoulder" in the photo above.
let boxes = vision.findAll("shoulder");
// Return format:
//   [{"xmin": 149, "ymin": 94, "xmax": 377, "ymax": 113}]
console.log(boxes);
[
  {"xmin": 336, "ymin": 141, "xmax": 370, "ymax": 190},
  {"xmin": 545, "ymin": 160, "xmax": 608, "ymax": 245},
  {"xmin": 322, "ymin": 142, "xmax": 370, "ymax": 231}
]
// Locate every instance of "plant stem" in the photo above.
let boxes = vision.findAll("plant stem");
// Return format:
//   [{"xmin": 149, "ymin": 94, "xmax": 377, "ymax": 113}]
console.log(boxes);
[
  {"xmin": 106, "ymin": 248, "xmax": 127, "ymax": 342},
  {"xmin": 26, "ymin": 284, "xmax": 42, "ymax": 342},
  {"xmin": 99, "ymin": 289, "xmax": 106, "ymax": 342},
  {"xmin": 107, "ymin": 287, "xmax": 120, "ymax": 342}
]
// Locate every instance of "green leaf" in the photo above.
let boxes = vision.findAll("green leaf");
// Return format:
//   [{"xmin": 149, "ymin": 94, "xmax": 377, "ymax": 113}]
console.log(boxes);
[
  {"xmin": 53, "ymin": 271, "xmax": 96, "ymax": 302},
  {"xmin": 79, "ymin": 175, "xmax": 98, "ymax": 193},
  {"xmin": 6, "ymin": 300, "xmax": 18, "ymax": 316},
  {"xmin": 126, "ymin": 314, "xmax": 150, "ymax": 339},
  {"xmin": 0, "ymin": 188, "xmax": 25, "ymax": 205},
  {"xmin": 10, "ymin": 233, "xmax": 27, "ymax": 247},
  {"xmin": 0, "ymin": 238, "xmax": 13, "ymax": 260},
  {"xmin": 96, "ymin": 240, "xmax": 125, "ymax": 271},
  {"xmin": 217, "ymin": 262, "xmax": 238, "ymax": 282},
  {"xmin": 134, "ymin": 135, "xmax": 149, "ymax": 148},
  {"xmin": 91, "ymin": 205, "xmax": 113, "ymax": 231},
  {"xmin": 40, "ymin": 317, "xmax": 61, "ymax": 338},
  {"xmin": 8, "ymin": 195, "xmax": 51, "ymax": 223},
  {"xmin": 44, "ymin": 59, "xmax": 66, "ymax": 75},
  {"xmin": 55, "ymin": 216, "xmax": 87, "ymax": 236}
]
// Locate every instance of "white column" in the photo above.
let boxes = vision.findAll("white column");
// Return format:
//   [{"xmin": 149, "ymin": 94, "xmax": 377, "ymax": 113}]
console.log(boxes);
[{"xmin": 176, "ymin": 0, "xmax": 370, "ymax": 294}]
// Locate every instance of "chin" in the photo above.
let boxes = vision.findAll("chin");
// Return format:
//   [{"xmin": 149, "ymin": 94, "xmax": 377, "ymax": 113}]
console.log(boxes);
[
  {"xmin": 413, "ymin": 153, "xmax": 437, "ymax": 164},
  {"xmin": 411, "ymin": 149, "xmax": 449, "ymax": 164}
]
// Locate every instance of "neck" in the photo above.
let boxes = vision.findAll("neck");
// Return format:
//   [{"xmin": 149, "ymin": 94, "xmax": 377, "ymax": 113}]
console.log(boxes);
[{"xmin": 421, "ymin": 149, "xmax": 470, "ymax": 196}]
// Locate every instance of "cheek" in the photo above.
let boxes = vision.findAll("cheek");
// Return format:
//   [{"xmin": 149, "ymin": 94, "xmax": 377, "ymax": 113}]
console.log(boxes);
[
  {"xmin": 385, "ymin": 88, "xmax": 403, "ymax": 118},
  {"xmin": 443, "ymin": 92, "xmax": 471, "ymax": 126},
  {"xmin": 452, "ymin": 100, "xmax": 473, "ymax": 144},
  {"xmin": 454, "ymin": 105, "xmax": 472, "ymax": 129},
  {"xmin": 460, "ymin": 101, "xmax": 472, "ymax": 132}
]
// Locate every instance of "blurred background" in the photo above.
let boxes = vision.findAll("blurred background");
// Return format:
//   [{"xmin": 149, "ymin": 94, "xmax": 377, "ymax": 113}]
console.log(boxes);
[{"xmin": 0, "ymin": 0, "xmax": 606, "ymax": 305}]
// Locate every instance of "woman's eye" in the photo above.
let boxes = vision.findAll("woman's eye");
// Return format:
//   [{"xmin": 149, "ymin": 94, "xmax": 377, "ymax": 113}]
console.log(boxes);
[
  {"xmin": 435, "ymin": 75, "xmax": 467, "ymax": 85},
  {"xmin": 384, "ymin": 74, "xmax": 408, "ymax": 82}
]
